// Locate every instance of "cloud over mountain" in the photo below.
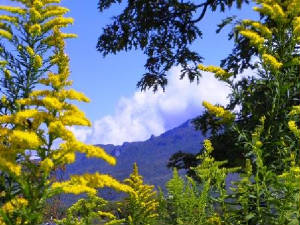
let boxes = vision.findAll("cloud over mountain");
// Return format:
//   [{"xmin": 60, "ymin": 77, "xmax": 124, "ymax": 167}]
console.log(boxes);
[{"xmin": 72, "ymin": 67, "xmax": 231, "ymax": 145}]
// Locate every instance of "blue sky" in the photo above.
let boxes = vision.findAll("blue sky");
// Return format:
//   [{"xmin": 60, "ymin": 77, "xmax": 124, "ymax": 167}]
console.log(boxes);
[
  {"xmin": 61, "ymin": 1, "xmax": 258, "ymax": 145},
  {"xmin": 63, "ymin": 1, "xmax": 257, "ymax": 118},
  {"xmin": 1, "ymin": 0, "xmax": 258, "ymax": 145},
  {"xmin": 64, "ymin": 1, "xmax": 259, "ymax": 145}
]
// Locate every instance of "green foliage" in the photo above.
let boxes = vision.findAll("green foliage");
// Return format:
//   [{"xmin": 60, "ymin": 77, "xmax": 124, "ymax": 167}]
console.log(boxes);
[
  {"xmin": 97, "ymin": 0, "xmax": 250, "ymax": 91},
  {"xmin": 159, "ymin": 140, "xmax": 239, "ymax": 225},
  {"xmin": 172, "ymin": 0, "xmax": 300, "ymax": 172},
  {"xmin": 158, "ymin": 0, "xmax": 300, "ymax": 224},
  {"xmin": 55, "ymin": 194, "xmax": 123, "ymax": 225}
]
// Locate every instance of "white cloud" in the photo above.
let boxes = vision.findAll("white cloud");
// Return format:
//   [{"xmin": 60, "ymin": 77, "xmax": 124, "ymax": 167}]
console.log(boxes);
[
  {"xmin": 68, "ymin": 126, "xmax": 93, "ymax": 143},
  {"xmin": 73, "ymin": 67, "xmax": 233, "ymax": 145}
]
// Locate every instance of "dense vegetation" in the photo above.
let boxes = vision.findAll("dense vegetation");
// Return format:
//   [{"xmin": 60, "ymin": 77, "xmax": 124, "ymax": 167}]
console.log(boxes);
[{"xmin": 0, "ymin": 0, "xmax": 299, "ymax": 225}]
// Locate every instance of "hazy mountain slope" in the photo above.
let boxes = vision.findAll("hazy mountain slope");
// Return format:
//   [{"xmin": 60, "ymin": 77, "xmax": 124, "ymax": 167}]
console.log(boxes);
[{"xmin": 66, "ymin": 120, "xmax": 205, "ymax": 191}]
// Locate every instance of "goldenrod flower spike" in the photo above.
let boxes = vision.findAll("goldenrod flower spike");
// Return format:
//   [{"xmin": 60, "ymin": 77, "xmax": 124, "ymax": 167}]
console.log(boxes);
[
  {"xmin": 262, "ymin": 53, "xmax": 283, "ymax": 70},
  {"xmin": 0, "ymin": 29, "xmax": 12, "ymax": 39},
  {"xmin": 0, "ymin": 0, "xmax": 131, "ymax": 223},
  {"xmin": 202, "ymin": 101, "xmax": 235, "ymax": 124},
  {"xmin": 198, "ymin": 64, "xmax": 233, "ymax": 81},
  {"xmin": 0, "ymin": 6, "xmax": 26, "ymax": 15},
  {"xmin": 120, "ymin": 163, "xmax": 159, "ymax": 224},
  {"xmin": 242, "ymin": 20, "xmax": 272, "ymax": 38},
  {"xmin": 239, "ymin": 30, "xmax": 264, "ymax": 49}
]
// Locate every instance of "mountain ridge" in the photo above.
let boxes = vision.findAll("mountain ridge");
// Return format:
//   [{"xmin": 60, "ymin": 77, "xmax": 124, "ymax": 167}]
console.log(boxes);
[{"xmin": 66, "ymin": 119, "xmax": 205, "ymax": 200}]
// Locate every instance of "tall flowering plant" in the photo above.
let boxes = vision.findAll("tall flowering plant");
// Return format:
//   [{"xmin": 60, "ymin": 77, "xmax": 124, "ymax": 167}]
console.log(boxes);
[{"xmin": 0, "ymin": 1, "xmax": 131, "ymax": 224}]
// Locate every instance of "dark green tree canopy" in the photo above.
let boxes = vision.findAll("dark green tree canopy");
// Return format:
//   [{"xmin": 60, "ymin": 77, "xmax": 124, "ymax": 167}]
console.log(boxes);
[{"xmin": 97, "ymin": 0, "xmax": 249, "ymax": 91}]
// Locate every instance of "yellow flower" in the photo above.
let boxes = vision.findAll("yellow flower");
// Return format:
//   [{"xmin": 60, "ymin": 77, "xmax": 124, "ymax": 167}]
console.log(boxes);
[
  {"xmin": 42, "ymin": 96, "xmax": 63, "ymax": 110},
  {"xmin": 4, "ymin": 69, "xmax": 11, "ymax": 79},
  {"xmin": 2, "ymin": 197, "xmax": 28, "ymax": 214},
  {"xmin": 14, "ymin": 109, "xmax": 39, "ymax": 124},
  {"xmin": 59, "ymin": 140, "xmax": 116, "ymax": 165},
  {"xmin": 49, "ymin": 121, "xmax": 75, "ymax": 140},
  {"xmin": 198, "ymin": 64, "xmax": 232, "ymax": 80},
  {"xmin": 42, "ymin": 16, "xmax": 74, "ymax": 32},
  {"xmin": 10, "ymin": 130, "xmax": 41, "ymax": 149},
  {"xmin": 0, "ymin": 29, "xmax": 12, "ymax": 39},
  {"xmin": 0, "ymin": 6, "xmax": 26, "ymax": 15},
  {"xmin": 98, "ymin": 211, "xmax": 116, "ymax": 219},
  {"xmin": 52, "ymin": 173, "xmax": 133, "ymax": 195},
  {"xmin": 33, "ymin": 0, "xmax": 44, "ymax": 9},
  {"xmin": 0, "ymin": 60, "xmax": 7, "ymax": 67},
  {"xmin": 0, "ymin": 96, "xmax": 7, "ymax": 105},
  {"xmin": 289, "ymin": 105, "xmax": 300, "ymax": 116},
  {"xmin": 29, "ymin": 7, "xmax": 42, "ymax": 22},
  {"xmin": 254, "ymin": 3, "xmax": 286, "ymax": 21},
  {"xmin": 33, "ymin": 55, "xmax": 43, "ymax": 68},
  {"xmin": 202, "ymin": 101, "xmax": 235, "ymax": 123},
  {"xmin": 28, "ymin": 24, "xmax": 41, "ymax": 36},
  {"xmin": 0, "ymin": 158, "xmax": 21, "ymax": 176},
  {"xmin": 59, "ymin": 89, "xmax": 90, "ymax": 102},
  {"xmin": 239, "ymin": 30, "xmax": 264, "ymax": 48},
  {"xmin": 203, "ymin": 139, "xmax": 213, "ymax": 153},
  {"xmin": 40, "ymin": 158, "xmax": 54, "ymax": 173},
  {"xmin": 293, "ymin": 17, "xmax": 300, "ymax": 36},
  {"xmin": 207, "ymin": 214, "xmax": 222, "ymax": 225},
  {"xmin": 60, "ymin": 113, "xmax": 91, "ymax": 126},
  {"xmin": 255, "ymin": 141, "xmax": 263, "ymax": 148},
  {"xmin": 42, "ymin": 5, "xmax": 69, "ymax": 19},
  {"xmin": 288, "ymin": 120, "xmax": 300, "ymax": 138},
  {"xmin": 262, "ymin": 53, "xmax": 282, "ymax": 70},
  {"xmin": 0, "ymin": 15, "xmax": 18, "ymax": 24},
  {"xmin": 26, "ymin": 46, "xmax": 35, "ymax": 56},
  {"xmin": 242, "ymin": 20, "xmax": 272, "ymax": 38},
  {"xmin": 42, "ymin": 0, "xmax": 61, "ymax": 4}
]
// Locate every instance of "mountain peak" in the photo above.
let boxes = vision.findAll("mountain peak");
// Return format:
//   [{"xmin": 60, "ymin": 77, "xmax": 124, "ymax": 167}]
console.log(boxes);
[{"xmin": 66, "ymin": 118, "xmax": 204, "ymax": 201}]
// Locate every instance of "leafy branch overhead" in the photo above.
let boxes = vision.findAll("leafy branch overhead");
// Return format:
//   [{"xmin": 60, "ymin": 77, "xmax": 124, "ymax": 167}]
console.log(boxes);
[{"xmin": 97, "ymin": 0, "xmax": 250, "ymax": 91}]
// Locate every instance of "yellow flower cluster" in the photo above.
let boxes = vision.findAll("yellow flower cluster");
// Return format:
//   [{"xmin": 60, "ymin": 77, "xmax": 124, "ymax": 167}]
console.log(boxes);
[
  {"xmin": 288, "ymin": 121, "xmax": 300, "ymax": 138},
  {"xmin": 207, "ymin": 214, "xmax": 222, "ymax": 225},
  {"xmin": 203, "ymin": 139, "xmax": 213, "ymax": 154},
  {"xmin": 0, "ymin": 0, "xmax": 133, "ymax": 225},
  {"xmin": 42, "ymin": 16, "xmax": 74, "ymax": 33},
  {"xmin": 25, "ymin": 46, "xmax": 43, "ymax": 68},
  {"xmin": 0, "ymin": 6, "xmax": 26, "ymax": 15},
  {"xmin": 289, "ymin": 105, "xmax": 300, "ymax": 116},
  {"xmin": 122, "ymin": 163, "xmax": 159, "ymax": 222},
  {"xmin": 237, "ymin": 0, "xmax": 299, "ymax": 62},
  {"xmin": 293, "ymin": 17, "xmax": 300, "ymax": 38},
  {"xmin": 1, "ymin": 197, "xmax": 28, "ymax": 214},
  {"xmin": 0, "ymin": 29, "xmax": 12, "ymax": 40},
  {"xmin": 262, "ymin": 53, "xmax": 283, "ymax": 70},
  {"xmin": 242, "ymin": 19, "xmax": 272, "ymax": 38},
  {"xmin": 43, "ymin": 5, "xmax": 69, "ymax": 20},
  {"xmin": 202, "ymin": 101, "xmax": 235, "ymax": 124},
  {"xmin": 0, "ymin": 157, "xmax": 21, "ymax": 176},
  {"xmin": 0, "ymin": 2, "xmax": 131, "ymax": 220},
  {"xmin": 52, "ymin": 173, "xmax": 133, "ymax": 195},
  {"xmin": 40, "ymin": 158, "xmax": 54, "ymax": 173},
  {"xmin": 239, "ymin": 30, "xmax": 265, "ymax": 49},
  {"xmin": 254, "ymin": 3, "xmax": 286, "ymax": 21},
  {"xmin": 0, "ymin": 15, "xmax": 18, "ymax": 24},
  {"xmin": 0, "ymin": 197, "xmax": 28, "ymax": 225},
  {"xmin": 10, "ymin": 129, "xmax": 41, "ymax": 149},
  {"xmin": 198, "ymin": 64, "xmax": 233, "ymax": 81}
]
